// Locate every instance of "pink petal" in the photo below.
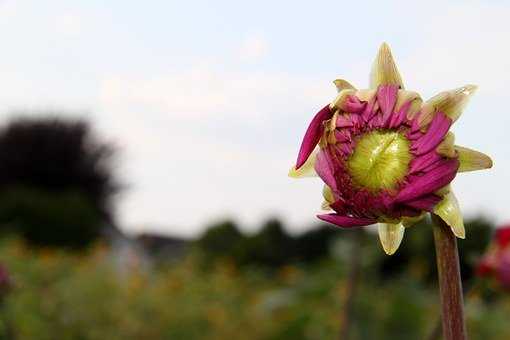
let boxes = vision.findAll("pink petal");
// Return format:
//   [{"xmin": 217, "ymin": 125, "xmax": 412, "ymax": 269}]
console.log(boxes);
[
  {"xmin": 336, "ymin": 114, "xmax": 353, "ymax": 128},
  {"xmin": 295, "ymin": 104, "xmax": 332, "ymax": 169},
  {"xmin": 362, "ymin": 97, "xmax": 378, "ymax": 122},
  {"xmin": 409, "ymin": 150, "xmax": 442, "ymax": 174},
  {"xmin": 330, "ymin": 198, "xmax": 347, "ymax": 215},
  {"xmin": 403, "ymin": 194, "xmax": 442, "ymax": 211},
  {"xmin": 410, "ymin": 113, "xmax": 422, "ymax": 134},
  {"xmin": 411, "ymin": 111, "xmax": 452, "ymax": 156},
  {"xmin": 389, "ymin": 99, "xmax": 412, "ymax": 128},
  {"xmin": 334, "ymin": 142, "xmax": 353, "ymax": 156},
  {"xmin": 334, "ymin": 130, "xmax": 351, "ymax": 143},
  {"xmin": 350, "ymin": 113, "xmax": 362, "ymax": 127},
  {"xmin": 377, "ymin": 85, "xmax": 399, "ymax": 127},
  {"xmin": 368, "ymin": 113, "xmax": 383, "ymax": 129},
  {"xmin": 314, "ymin": 149, "xmax": 338, "ymax": 192},
  {"xmin": 344, "ymin": 95, "xmax": 366, "ymax": 113},
  {"xmin": 394, "ymin": 158, "xmax": 459, "ymax": 203},
  {"xmin": 406, "ymin": 128, "xmax": 423, "ymax": 141},
  {"xmin": 317, "ymin": 213, "xmax": 376, "ymax": 228}
]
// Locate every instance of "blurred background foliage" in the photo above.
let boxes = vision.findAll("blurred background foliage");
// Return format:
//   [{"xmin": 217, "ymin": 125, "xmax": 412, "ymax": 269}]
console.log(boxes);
[
  {"xmin": 0, "ymin": 115, "xmax": 506, "ymax": 339},
  {"xmin": 0, "ymin": 116, "xmax": 119, "ymax": 249},
  {"xmin": 0, "ymin": 217, "xmax": 508, "ymax": 340}
]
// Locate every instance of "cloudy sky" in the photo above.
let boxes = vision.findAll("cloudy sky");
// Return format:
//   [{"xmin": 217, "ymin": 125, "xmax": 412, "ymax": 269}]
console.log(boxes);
[{"xmin": 0, "ymin": 0, "xmax": 508, "ymax": 237}]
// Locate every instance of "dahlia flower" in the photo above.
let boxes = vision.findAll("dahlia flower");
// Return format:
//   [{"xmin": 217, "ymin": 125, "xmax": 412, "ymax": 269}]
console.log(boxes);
[
  {"xmin": 290, "ymin": 43, "xmax": 492, "ymax": 255},
  {"xmin": 477, "ymin": 226, "xmax": 510, "ymax": 289}
]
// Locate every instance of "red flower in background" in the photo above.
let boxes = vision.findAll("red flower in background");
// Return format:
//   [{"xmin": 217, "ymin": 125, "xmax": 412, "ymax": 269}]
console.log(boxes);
[
  {"xmin": 0, "ymin": 263, "xmax": 11, "ymax": 297},
  {"xmin": 477, "ymin": 226, "xmax": 510, "ymax": 288}
]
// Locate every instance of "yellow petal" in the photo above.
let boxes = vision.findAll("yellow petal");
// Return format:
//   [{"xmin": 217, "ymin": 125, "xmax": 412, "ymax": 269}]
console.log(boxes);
[
  {"xmin": 436, "ymin": 132, "xmax": 456, "ymax": 158},
  {"xmin": 326, "ymin": 110, "xmax": 339, "ymax": 132},
  {"xmin": 378, "ymin": 222, "xmax": 405, "ymax": 255},
  {"xmin": 330, "ymin": 89, "xmax": 356, "ymax": 111},
  {"xmin": 355, "ymin": 89, "xmax": 376, "ymax": 102},
  {"xmin": 289, "ymin": 150, "xmax": 317, "ymax": 178},
  {"xmin": 418, "ymin": 85, "xmax": 477, "ymax": 129},
  {"xmin": 395, "ymin": 90, "xmax": 421, "ymax": 113},
  {"xmin": 401, "ymin": 214, "xmax": 425, "ymax": 228},
  {"xmin": 434, "ymin": 191, "xmax": 465, "ymax": 239},
  {"xmin": 321, "ymin": 185, "xmax": 335, "ymax": 210},
  {"xmin": 406, "ymin": 99, "xmax": 422, "ymax": 121},
  {"xmin": 370, "ymin": 42, "xmax": 404, "ymax": 89},
  {"xmin": 333, "ymin": 79, "xmax": 356, "ymax": 92},
  {"xmin": 435, "ymin": 185, "xmax": 451, "ymax": 197},
  {"xmin": 455, "ymin": 146, "xmax": 493, "ymax": 172}
]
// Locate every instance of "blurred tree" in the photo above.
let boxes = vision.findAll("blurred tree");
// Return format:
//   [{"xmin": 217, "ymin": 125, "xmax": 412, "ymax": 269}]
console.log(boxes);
[
  {"xmin": 293, "ymin": 224, "xmax": 337, "ymax": 264},
  {"xmin": 378, "ymin": 218, "xmax": 437, "ymax": 282},
  {"xmin": 239, "ymin": 218, "xmax": 294, "ymax": 267},
  {"xmin": 0, "ymin": 116, "xmax": 119, "ymax": 248},
  {"xmin": 196, "ymin": 218, "xmax": 300, "ymax": 269},
  {"xmin": 195, "ymin": 220, "xmax": 245, "ymax": 262}
]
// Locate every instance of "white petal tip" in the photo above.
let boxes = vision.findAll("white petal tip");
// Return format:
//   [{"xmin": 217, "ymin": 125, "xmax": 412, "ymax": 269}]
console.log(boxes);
[
  {"xmin": 370, "ymin": 42, "xmax": 404, "ymax": 89},
  {"xmin": 333, "ymin": 79, "xmax": 356, "ymax": 92},
  {"xmin": 451, "ymin": 224, "xmax": 466, "ymax": 239},
  {"xmin": 456, "ymin": 146, "xmax": 493, "ymax": 172},
  {"xmin": 378, "ymin": 223, "xmax": 405, "ymax": 256},
  {"xmin": 288, "ymin": 167, "xmax": 298, "ymax": 178},
  {"xmin": 383, "ymin": 248, "xmax": 397, "ymax": 256},
  {"xmin": 434, "ymin": 192, "xmax": 465, "ymax": 240}
]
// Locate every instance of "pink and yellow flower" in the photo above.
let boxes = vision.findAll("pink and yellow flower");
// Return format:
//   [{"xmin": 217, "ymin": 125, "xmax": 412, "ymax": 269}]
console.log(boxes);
[{"xmin": 290, "ymin": 43, "xmax": 492, "ymax": 255}]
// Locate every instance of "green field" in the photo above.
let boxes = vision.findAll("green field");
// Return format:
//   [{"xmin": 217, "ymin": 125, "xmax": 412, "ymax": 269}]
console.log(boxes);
[{"xmin": 0, "ymin": 232, "xmax": 509, "ymax": 340}]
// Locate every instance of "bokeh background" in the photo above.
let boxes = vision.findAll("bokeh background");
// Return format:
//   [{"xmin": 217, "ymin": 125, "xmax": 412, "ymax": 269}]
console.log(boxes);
[{"xmin": 0, "ymin": 1, "xmax": 509, "ymax": 339}]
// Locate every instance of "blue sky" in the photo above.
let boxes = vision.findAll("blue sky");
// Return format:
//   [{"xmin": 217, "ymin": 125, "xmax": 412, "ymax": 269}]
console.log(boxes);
[{"xmin": 0, "ymin": 0, "xmax": 509, "ymax": 236}]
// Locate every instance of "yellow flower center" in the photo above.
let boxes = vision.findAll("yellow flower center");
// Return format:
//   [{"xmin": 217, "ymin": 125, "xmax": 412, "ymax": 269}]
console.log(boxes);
[{"xmin": 347, "ymin": 130, "xmax": 411, "ymax": 192}]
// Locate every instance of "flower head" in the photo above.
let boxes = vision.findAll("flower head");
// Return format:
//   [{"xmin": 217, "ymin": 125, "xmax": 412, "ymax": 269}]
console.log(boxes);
[
  {"xmin": 477, "ymin": 226, "xmax": 510, "ymax": 289},
  {"xmin": 290, "ymin": 43, "xmax": 492, "ymax": 255}
]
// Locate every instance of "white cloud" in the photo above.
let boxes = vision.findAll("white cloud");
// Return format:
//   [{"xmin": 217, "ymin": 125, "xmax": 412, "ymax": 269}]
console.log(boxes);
[
  {"xmin": 97, "ymin": 65, "xmax": 334, "ymax": 235},
  {"xmin": 399, "ymin": 2, "xmax": 510, "ymax": 98},
  {"xmin": 238, "ymin": 34, "xmax": 269, "ymax": 62},
  {"xmin": 53, "ymin": 12, "xmax": 85, "ymax": 37},
  {"xmin": 99, "ymin": 68, "xmax": 330, "ymax": 122}
]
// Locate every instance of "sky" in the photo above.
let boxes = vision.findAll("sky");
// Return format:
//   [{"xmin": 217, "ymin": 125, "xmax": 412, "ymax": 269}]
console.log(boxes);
[{"xmin": 0, "ymin": 0, "xmax": 509, "ymax": 237}]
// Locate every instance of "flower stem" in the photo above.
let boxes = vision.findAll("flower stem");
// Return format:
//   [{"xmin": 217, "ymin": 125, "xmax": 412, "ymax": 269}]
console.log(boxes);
[
  {"xmin": 431, "ymin": 213, "xmax": 467, "ymax": 340},
  {"xmin": 339, "ymin": 231, "xmax": 362, "ymax": 340}
]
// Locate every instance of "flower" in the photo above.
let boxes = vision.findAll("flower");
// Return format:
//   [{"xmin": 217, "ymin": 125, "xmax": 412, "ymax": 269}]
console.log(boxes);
[
  {"xmin": 290, "ymin": 43, "xmax": 493, "ymax": 255},
  {"xmin": 0, "ymin": 263, "xmax": 11, "ymax": 296},
  {"xmin": 476, "ymin": 226, "xmax": 510, "ymax": 289}
]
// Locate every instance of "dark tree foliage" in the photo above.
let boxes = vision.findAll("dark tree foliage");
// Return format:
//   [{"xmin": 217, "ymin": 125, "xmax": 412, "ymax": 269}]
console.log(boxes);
[
  {"xmin": 238, "ymin": 218, "xmax": 295, "ymax": 267},
  {"xmin": 378, "ymin": 218, "xmax": 436, "ymax": 282},
  {"xmin": 0, "ymin": 116, "xmax": 119, "ymax": 248},
  {"xmin": 293, "ymin": 225, "xmax": 337, "ymax": 263},
  {"xmin": 195, "ymin": 218, "xmax": 341, "ymax": 269},
  {"xmin": 195, "ymin": 220, "xmax": 245, "ymax": 261}
]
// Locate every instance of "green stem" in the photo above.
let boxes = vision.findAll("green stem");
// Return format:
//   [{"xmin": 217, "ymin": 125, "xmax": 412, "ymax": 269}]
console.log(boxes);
[
  {"xmin": 338, "ymin": 231, "xmax": 362, "ymax": 340},
  {"xmin": 431, "ymin": 213, "xmax": 467, "ymax": 340}
]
